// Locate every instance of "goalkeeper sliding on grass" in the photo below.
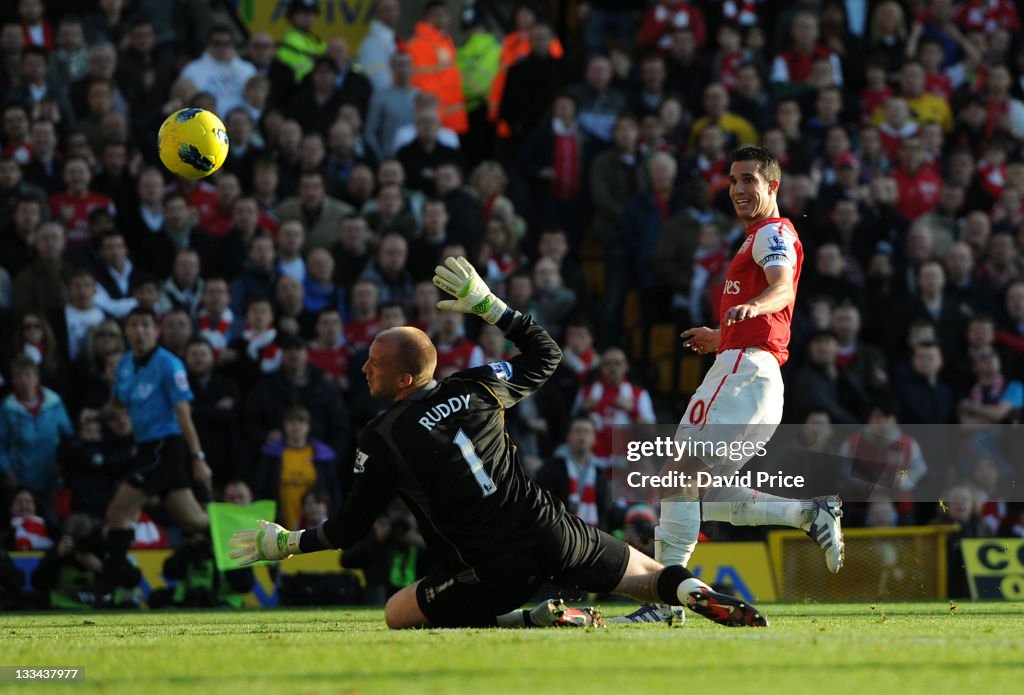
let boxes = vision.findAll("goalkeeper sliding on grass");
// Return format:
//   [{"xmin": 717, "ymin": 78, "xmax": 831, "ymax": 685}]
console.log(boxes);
[{"xmin": 230, "ymin": 257, "xmax": 767, "ymax": 629}]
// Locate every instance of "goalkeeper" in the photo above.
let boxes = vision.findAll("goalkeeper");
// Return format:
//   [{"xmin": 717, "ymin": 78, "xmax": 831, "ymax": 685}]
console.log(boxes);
[{"xmin": 230, "ymin": 257, "xmax": 767, "ymax": 629}]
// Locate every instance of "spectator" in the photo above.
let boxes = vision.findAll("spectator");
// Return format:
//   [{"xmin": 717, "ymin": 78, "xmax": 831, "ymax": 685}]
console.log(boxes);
[
  {"xmin": 159, "ymin": 309, "xmax": 193, "ymax": 358},
  {"xmin": 434, "ymin": 163, "xmax": 483, "ymax": 259},
  {"xmin": 48, "ymin": 157, "xmax": 115, "ymax": 247},
  {"xmin": 690, "ymin": 82, "xmax": 759, "ymax": 150},
  {"xmin": 344, "ymin": 279, "xmax": 381, "ymax": 352},
  {"xmin": 395, "ymin": 106, "xmax": 463, "ymax": 196},
  {"xmin": 567, "ymin": 54, "xmax": 628, "ymax": 145},
  {"xmin": 639, "ymin": 1, "xmax": 706, "ymax": 51},
  {"xmin": 341, "ymin": 498, "xmax": 430, "ymax": 604},
  {"xmin": 185, "ymin": 338, "xmax": 242, "ymax": 490},
  {"xmin": 8, "ymin": 310, "xmax": 63, "ymax": 392},
  {"xmin": 530, "ymin": 257, "xmax": 576, "ymax": 342},
  {"xmin": 431, "ymin": 311, "xmax": 483, "ymax": 377},
  {"xmin": 358, "ymin": 0, "xmax": 400, "ymax": 92},
  {"xmin": 52, "ymin": 267, "xmax": 105, "ymax": 363},
  {"xmin": 791, "ymin": 330, "xmax": 871, "ymax": 424},
  {"xmin": 274, "ymin": 275, "xmax": 315, "ymax": 339},
  {"xmin": 604, "ymin": 152, "xmax": 685, "ymax": 347},
  {"xmin": 323, "ymin": 37, "xmax": 372, "ymax": 120},
  {"xmin": 895, "ymin": 341, "xmax": 955, "ymax": 423},
  {"xmin": 67, "ymin": 318, "xmax": 122, "ymax": 415},
  {"xmin": 359, "ymin": 232, "xmax": 414, "ymax": 312},
  {"xmin": 7, "ymin": 487, "xmax": 52, "ymax": 550},
  {"xmin": 899, "ymin": 259, "xmax": 965, "ymax": 361},
  {"xmin": 0, "ymin": 355, "xmax": 73, "ymax": 509},
  {"xmin": 589, "ymin": 114, "xmax": 648, "ymax": 244},
  {"xmin": 286, "ymin": 56, "xmax": 345, "ymax": 136},
  {"xmin": 577, "ymin": 347, "xmax": 656, "ymax": 467},
  {"xmin": 771, "ymin": 11, "xmax": 843, "ymax": 95},
  {"xmin": 91, "ymin": 230, "xmax": 136, "ymax": 319},
  {"xmin": 537, "ymin": 416, "xmax": 609, "ymax": 529},
  {"xmin": 58, "ymin": 404, "xmax": 133, "ymax": 520},
  {"xmin": 226, "ymin": 296, "xmax": 280, "ymax": 386},
  {"xmin": 180, "ymin": 25, "xmax": 256, "ymax": 117},
  {"xmin": 195, "ymin": 277, "xmax": 238, "ymax": 361},
  {"xmin": 155, "ymin": 249, "xmax": 203, "ymax": 320},
  {"xmin": 958, "ymin": 349, "xmax": 1023, "ymax": 424},
  {"xmin": 330, "ymin": 215, "xmax": 373, "ymax": 294},
  {"xmin": 228, "ymin": 233, "xmax": 279, "ymax": 316},
  {"xmin": 933, "ymin": 482, "xmax": 986, "ymax": 598},
  {"xmin": 0, "ymin": 195, "xmax": 43, "ymax": 280},
  {"xmin": 831, "ymin": 303, "xmax": 888, "ymax": 397},
  {"xmin": 275, "ymin": 171, "xmax": 353, "ymax": 252},
  {"xmin": 307, "ymin": 308, "xmax": 349, "ymax": 392},
  {"xmin": 407, "ymin": 1, "xmax": 466, "ymax": 135},
  {"xmin": 244, "ymin": 334, "xmax": 350, "ymax": 482},
  {"xmin": 498, "ymin": 21, "xmax": 569, "ymax": 145}
]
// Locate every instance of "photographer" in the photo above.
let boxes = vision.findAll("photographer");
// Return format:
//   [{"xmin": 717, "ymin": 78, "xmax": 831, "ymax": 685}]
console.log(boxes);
[
  {"xmin": 31, "ymin": 514, "xmax": 121, "ymax": 608},
  {"xmin": 341, "ymin": 498, "xmax": 432, "ymax": 605}
]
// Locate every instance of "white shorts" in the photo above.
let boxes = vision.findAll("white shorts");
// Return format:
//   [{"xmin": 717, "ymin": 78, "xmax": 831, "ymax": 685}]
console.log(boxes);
[{"xmin": 676, "ymin": 347, "xmax": 784, "ymax": 470}]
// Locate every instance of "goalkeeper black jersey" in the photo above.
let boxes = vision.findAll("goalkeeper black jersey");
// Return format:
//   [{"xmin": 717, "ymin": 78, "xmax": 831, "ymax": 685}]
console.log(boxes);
[{"xmin": 320, "ymin": 312, "xmax": 570, "ymax": 573}]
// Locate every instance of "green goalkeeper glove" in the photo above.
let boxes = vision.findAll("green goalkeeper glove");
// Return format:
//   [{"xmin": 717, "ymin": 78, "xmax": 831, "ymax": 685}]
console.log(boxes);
[
  {"xmin": 228, "ymin": 519, "xmax": 301, "ymax": 565},
  {"xmin": 432, "ymin": 256, "xmax": 509, "ymax": 324}
]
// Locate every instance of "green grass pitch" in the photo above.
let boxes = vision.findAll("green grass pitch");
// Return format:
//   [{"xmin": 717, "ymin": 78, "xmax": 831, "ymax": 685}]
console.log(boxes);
[{"xmin": 1, "ymin": 602, "xmax": 1022, "ymax": 694}]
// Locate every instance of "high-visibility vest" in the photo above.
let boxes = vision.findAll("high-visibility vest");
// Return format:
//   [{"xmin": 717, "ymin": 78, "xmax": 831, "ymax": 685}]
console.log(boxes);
[
  {"xmin": 407, "ymin": 21, "xmax": 468, "ymax": 133},
  {"xmin": 457, "ymin": 32, "xmax": 501, "ymax": 112},
  {"xmin": 277, "ymin": 27, "xmax": 326, "ymax": 83},
  {"xmin": 488, "ymin": 31, "xmax": 563, "ymax": 137}
]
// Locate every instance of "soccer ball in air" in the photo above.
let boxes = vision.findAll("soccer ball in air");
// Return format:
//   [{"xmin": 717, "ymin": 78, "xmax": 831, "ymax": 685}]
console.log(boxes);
[{"xmin": 158, "ymin": 108, "xmax": 230, "ymax": 179}]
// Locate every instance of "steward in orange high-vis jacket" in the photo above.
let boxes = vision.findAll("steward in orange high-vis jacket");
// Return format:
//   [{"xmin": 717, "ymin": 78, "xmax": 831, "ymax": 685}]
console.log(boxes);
[{"xmin": 408, "ymin": 1, "xmax": 467, "ymax": 134}]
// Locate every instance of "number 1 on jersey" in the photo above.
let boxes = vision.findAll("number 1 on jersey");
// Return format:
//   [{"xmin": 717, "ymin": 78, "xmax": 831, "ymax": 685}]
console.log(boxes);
[{"xmin": 454, "ymin": 429, "xmax": 497, "ymax": 497}]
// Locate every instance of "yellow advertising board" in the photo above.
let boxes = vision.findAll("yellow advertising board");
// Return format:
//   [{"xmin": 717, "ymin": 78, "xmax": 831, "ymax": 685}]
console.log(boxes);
[
  {"xmin": 237, "ymin": 0, "xmax": 374, "ymax": 46},
  {"xmin": 961, "ymin": 538, "xmax": 1024, "ymax": 600},
  {"xmin": 688, "ymin": 542, "xmax": 777, "ymax": 601}
]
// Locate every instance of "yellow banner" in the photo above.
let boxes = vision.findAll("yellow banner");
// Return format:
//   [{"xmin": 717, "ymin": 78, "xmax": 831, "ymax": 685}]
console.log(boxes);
[
  {"xmin": 238, "ymin": 0, "xmax": 374, "ymax": 46},
  {"xmin": 962, "ymin": 538, "xmax": 1024, "ymax": 600},
  {"xmin": 689, "ymin": 542, "xmax": 777, "ymax": 601}
]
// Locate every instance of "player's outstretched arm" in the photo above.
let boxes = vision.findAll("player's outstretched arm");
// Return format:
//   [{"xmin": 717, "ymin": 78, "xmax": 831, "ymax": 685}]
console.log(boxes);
[
  {"xmin": 228, "ymin": 519, "xmax": 302, "ymax": 565},
  {"xmin": 433, "ymin": 256, "xmax": 562, "ymax": 406}
]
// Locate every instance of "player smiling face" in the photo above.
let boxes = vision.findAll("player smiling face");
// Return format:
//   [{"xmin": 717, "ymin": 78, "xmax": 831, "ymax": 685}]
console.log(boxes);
[{"xmin": 728, "ymin": 159, "xmax": 779, "ymax": 224}]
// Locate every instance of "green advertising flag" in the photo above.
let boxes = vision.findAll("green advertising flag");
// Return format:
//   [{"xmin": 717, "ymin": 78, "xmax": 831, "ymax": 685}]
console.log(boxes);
[{"xmin": 209, "ymin": 501, "xmax": 277, "ymax": 571}]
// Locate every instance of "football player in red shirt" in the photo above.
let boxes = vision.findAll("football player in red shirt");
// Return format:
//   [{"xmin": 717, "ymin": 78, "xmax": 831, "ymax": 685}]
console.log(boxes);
[{"xmin": 616, "ymin": 146, "xmax": 845, "ymax": 624}]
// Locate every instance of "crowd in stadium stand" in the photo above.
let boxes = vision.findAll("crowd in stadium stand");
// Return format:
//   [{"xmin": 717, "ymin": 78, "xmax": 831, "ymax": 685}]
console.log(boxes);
[{"xmin": 3, "ymin": 0, "xmax": 1024, "ymax": 606}]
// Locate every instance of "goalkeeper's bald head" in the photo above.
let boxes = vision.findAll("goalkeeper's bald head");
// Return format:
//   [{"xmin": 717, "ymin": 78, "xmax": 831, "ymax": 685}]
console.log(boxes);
[{"xmin": 370, "ymin": 326, "xmax": 438, "ymax": 399}]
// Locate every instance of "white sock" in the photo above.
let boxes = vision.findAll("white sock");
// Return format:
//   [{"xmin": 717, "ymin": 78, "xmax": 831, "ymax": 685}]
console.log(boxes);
[
  {"xmin": 677, "ymin": 576, "xmax": 712, "ymax": 604},
  {"xmin": 701, "ymin": 486, "xmax": 814, "ymax": 528},
  {"xmin": 657, "ymin": 497, "xmax": 701, "ymax": 567}
]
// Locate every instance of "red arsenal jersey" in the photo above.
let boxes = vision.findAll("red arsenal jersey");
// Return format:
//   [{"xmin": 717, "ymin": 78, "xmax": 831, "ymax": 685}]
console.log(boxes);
[
  {"xmin": 718, "ymin": 217, "xmax": 803, "ymax": 364},
  {"xmin": 49, "ymin": 192, "xmax": 116, "ymax": 246},
  {"xmin": 434, "ymin": 337, "xmax": 484, "ymax": 376}
]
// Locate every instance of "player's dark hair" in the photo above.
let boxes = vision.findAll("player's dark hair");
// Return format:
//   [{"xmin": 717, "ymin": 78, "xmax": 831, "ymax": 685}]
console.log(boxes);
[{"xmin": 732, "ymin": 145, "xmax": 782, "ymax": 184}]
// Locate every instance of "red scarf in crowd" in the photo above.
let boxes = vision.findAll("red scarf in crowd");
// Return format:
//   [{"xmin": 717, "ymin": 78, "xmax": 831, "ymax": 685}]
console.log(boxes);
[
  {"xmin": 566, "ymin": 458, "xmax": 599, "ymax": 527},
  {"xmin": 197, "ymin": 308, "xmax": 234, "ymax": 357},
  {"xmin": 242, "ymin": 325, "xmax": 281, "ymax": 373}
]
